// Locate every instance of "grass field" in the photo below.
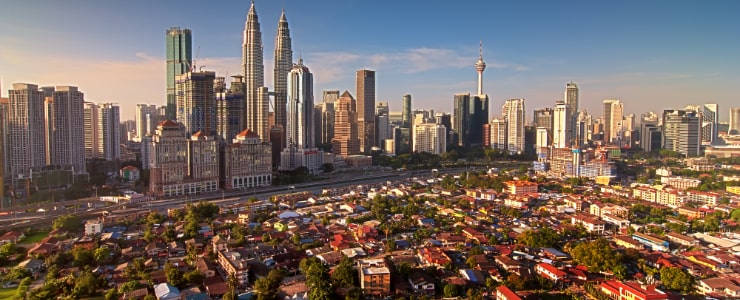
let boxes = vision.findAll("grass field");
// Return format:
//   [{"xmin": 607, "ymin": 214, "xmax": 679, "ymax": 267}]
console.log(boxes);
[
  {"xmin": 20, "ymin": 230, "xmax": 50, "ymax": 244},
  {"xmin": 0, "ymin": 287, "xmax": 17, "ymax": 299}
]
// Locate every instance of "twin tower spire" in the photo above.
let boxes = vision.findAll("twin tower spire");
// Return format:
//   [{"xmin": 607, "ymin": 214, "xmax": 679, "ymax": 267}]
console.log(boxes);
[{"xmin": 242, "ymin": 1, "xmax": 293, "ymax": 142}]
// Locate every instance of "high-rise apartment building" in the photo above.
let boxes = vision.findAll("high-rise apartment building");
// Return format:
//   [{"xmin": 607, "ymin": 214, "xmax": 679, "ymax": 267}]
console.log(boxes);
[
  {"xmin": 273, "ymin": 9, "xmax": 293, "ymax": 136},
  {"xmin": 332, "ymin": 91, "xmax": 360, "ymax": 156},
  {"xmin": 98, "ymin": 103, "xmax": 121, "ymax": 161},
  {"xmin": 413, "ymin": 123, "xmax": 446, "ymax": 155},
  {"xmin": 135, "ymin": 104, "xmax": 158, "ymax": 139},
  {"xmin": 662, "ymin": 110, "xmax": 701, "ymax": 157},
  {"xmin": 503, "ymin": 98, "xmax": 526, "ymax": 153},
  {"xmin": 702, "ymin": 104, "xmax": 718, "ymax": 144},
  {"xmin": 730, "ymin": 108, "xmax": 740, "ymax": 135},
  {"xmin": 402, "ymin": 94, "xmax": 412, "ymax": 128},
  {"xmin": 188, "ymin": 133, "xmax": 219, "ymax": 193},
  {"xmin": 49, "ymin": 86, "xmax": 85, "ymax": 173},
  {"xmin": 603, "ymin": 99, "xmax": 624, "ymax": 144},
  {"xmin": 320, "ymin": 90, "xmax": 339, "ymax": 144},
  {"xmin": 356, "ymin": 69, "xmax": 375, "ymax": 153},
  {"xmin": 435, "ymin": 113, "xmax": 452, "ymax": 146},
  {"xmin": 553, "ymin": 101, "xmax": 572, "ymax": 148},
  {"xmin": 533, "ymin": 108, "xmax": 554, "ymax": 142},
  {"xmin": 242, "ymin": 2, "xmax": 269, "ymax": 141},
  {"xmin": 489, "ymin": 117, "xmax": 507, "ymax": 150},
  {"xmin": 83, "ymin": 102, "xmax": 99, "ymax": 159},
  {"xmin": 176, "ymin": 71, "xmax": 216, "ymax": 136},
  {"xmin": 216, "ymin": 75, "xmax": 245, "ymax": 141},
  {"xmin": 640, "ymin": 112, "xmax": 661, "ymax": 152},
  {"xmin": 166, "ymin": 27, "xmax": 193, "ymax": 120}
]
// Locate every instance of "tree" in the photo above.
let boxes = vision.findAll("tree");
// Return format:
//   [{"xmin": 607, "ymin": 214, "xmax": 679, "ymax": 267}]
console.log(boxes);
[
  {"xmin": 332, "ymin": 257, "xmax": 357, "ymax": 288},
  {"xmin": 94, "ymin": 247, "xmax": 111, "ymax": 264},
  {"xmin": 321, "ymin": 163, "xmax": 335, "ymax": 173},
  {"xmin": 301, "ymin": 257, "xmax": 333, "ymax": 300},
  {"xmin": 3, "ymin": 267, "xmax": 31, "ymax": 282},
  {"xmin": 444, "ymin": 284, "xmax": 459, "ymax": 298},
  {"xmin": 16, "ymin": 277, "xmax": 32, "ymax": 299},
  {"xmin": 253, "ymin": 269, "xmax": 284, "ymax": 300},
  {"xmin": 105, "ymin": 288, "xmax": 120, "ymax": 300},
  {"xmin": 505, "ymin": 274, "xmax": 526, "ymax": 291},
  {"xmin": 53, "ymin": 214, "xmax": 83, "ymax": 232},
  {"xmin": 72, "ymin": 248, "xmax": 94, "ymax": 268},
  {"xmin": 659, "ymin": 267, "xmax": 694, "ymax": 294},
  {"xmin": 517, "ymin": 228, "xmax": 560, "ymax": 248},
  {"xmin": 73, "ymin": 270, "xmax": 100, "ymax": 298},
  {"xmin": 165, "ymin": 262, "xmax": 185, "ymax": 288},
  {"xmin": 466, "ymin": 256, "xmax": 478, "ymax": 269},
  {"xmin": 184, "ymin": 269, "xmax": 205, "ymax": 286},
  {"xmin": 569, "ymin": 238, "xmax": 623, "ymax": 274}
]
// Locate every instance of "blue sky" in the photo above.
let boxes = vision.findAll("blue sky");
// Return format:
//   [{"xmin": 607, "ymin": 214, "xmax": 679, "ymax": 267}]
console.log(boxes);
[{"xmin": 1, "ymin": 0, "xmax": 738, "ymax": 121}]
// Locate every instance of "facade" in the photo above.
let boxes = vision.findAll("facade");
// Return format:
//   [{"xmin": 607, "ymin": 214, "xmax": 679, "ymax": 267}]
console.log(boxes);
[
  {"xmin": 120, "ymin": 165, "xmax": 140, "ymax": 182},
  {"xmin": 489, "ymin": 118, "xmax": 507, "ymax": 150},
  {"xmin": 273, "ymin": 9, "xmax": 293, "ymax": 137},
  {"xmin": 188, "ymin": 132, "xmax": 219, "ymax": 194},
  {"xmin": 730, "ymin": 108, "xmax": 740, "ymax": 135},
  {"xmin": 412, "ymin": 123, "xmax": 446, "ymax": 155},
  {"xmin": 503, "ymin": 98, "xmax": 525, "ymax": 153},
  {"xmin": 98, "ymin": 103, "xmax": 121, "ymax": 161},
  {"xmin": 217, "ymin": 250, "xmax": 251, "ymax": 287},
  {"xmin": 505, "ymin": 180, "xmax": 538, "ymax": 196},
  {"xmin": 565, "ymin": 82, "xmax": 579, "ymax": 143},
  {"xmin": 215, "ymin": 76, "xmax": 245, "ymax": 142},
  {"xmin": 603, "ymin": 99, "xmax": 624, "ymax": 145},
  {"xmin": 332, "ymin": 91, "xmax": 360, "ymax": 156},
  {"xmin": 356, "ymin": 69, "xmax": 376, "ymax": 153},
  {"xmin": 453, "ymin": 93, "xmax": 489, "ymax": 148},
  {"xmin": 662, "ymin": 110, "xmax": 701, "ymax": 157},
  {"xmin": 242, "ymin": 2, "xmax": 269, "ymax": 141},
  {"xmin": 358, "ymin": 259, "xmax": 391, "ymax": 297},
  {"xmin": 165, "ymin": 27, "xmax": 192, "ymax": 120},
  {"xmin": 402, "ymin": 94, "xmax": 412, "ymax": 128},
  {"xmin": 320, "ymin": 90, "xmax": 339, "ymax": 144},
  {"xmin": 176, "ymin": 71, "xmax": 216, "ymax": 136},
  {"xmin": 135, "ymin": 104, "xmax": 158, "ymax": 140},
  {"xmin": 83, "ymin": 102, "xmax": 99, "ymax": 159},
  {"xmin": 702, "ymin": 104, "xmax": 718, "ymax": 144},
  {"xmin": 553, "ymin": 101, "xmax": 571, "ymax": 148},
  {"xmin": 533, "ymin": 108, "xmax": 554, "ymax": 143},
  {"xmin": 600, "ymin": 281, "xmax": 668, "ymax": 300},
  {"xmin": 280, "ymin": 59, "xmax": 323, "ymax": 174},
  {"xmin": 49, "ymin": 86, "xmax": 86, "ymax": 173},
  {"xmin": 148, "ymin": 120, "xmax": 189, "ymax": 197},
  {"xmin": 224, "ymin": 129, "xmax": 272, "ymax": 190}
]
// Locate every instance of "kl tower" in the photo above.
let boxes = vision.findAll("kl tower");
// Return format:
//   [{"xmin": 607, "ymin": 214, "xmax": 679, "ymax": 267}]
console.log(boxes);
[{"xmin": 475, "ymin": 41, "xmax": 486, "ymax": 96}]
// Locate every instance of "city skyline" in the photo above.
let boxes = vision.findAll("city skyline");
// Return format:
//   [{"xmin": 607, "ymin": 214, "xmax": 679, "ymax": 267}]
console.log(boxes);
[{"xmin": 1, "ymin": 1, "xmax": 739, "ymax": 121}]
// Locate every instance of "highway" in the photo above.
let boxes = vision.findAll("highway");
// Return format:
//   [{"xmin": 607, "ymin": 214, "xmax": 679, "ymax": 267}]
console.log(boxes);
[{"xmin": 0, "ymin": 167, "xmax": 458, "ymax": 230}]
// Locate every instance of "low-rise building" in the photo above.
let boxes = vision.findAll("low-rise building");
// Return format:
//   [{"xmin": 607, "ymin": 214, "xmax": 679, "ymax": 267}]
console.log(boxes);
[
  {"xmin": 632, "ymin": 232, "xmax": 669, "ymax": 252},
  {"xmin": 505, "ymin": 180, "xmax": 538, "ymax": 196},
  {"xmin": 571, "ymin": 214, "xmax": 605, "ymax": 235},
  {"xmin": 600, "ymin": 280, "xmax": 668, "ymax": 300},
  {"xmin": 535, "ymin": 262, "xmax": 567, "ymax": 282},
  {"xmin": 496, "ymin": 286, "xmax": 522, "ymax": 300},
  {"xmin": 357, "ymin": 258, "xmax": 391, "ymax": 297},
  {"xmin": 217, "ymin": 249, "xmax": 251, "ymax": 287},
  {"xmin": 84, "ymin": 220, "xmax": 103, "ymax": 236},
  {"xmin": 698, "ymin": 277, "xmax": 740, "ymax": 298}
]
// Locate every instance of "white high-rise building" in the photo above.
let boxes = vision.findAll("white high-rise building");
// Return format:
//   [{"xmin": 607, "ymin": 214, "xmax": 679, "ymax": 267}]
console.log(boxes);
[
  {"xmin": 603, "ymin": 99, "xmax": 624, "ymax": 144},
  {"xmin": 49, "ymin": 86, "xmax": 86, "ymax": 173},
  {"xmin": 83, "ymin": 102, "xmax": 99, "ymax": 159},
  {"xmin": 8, "ymin": 83, "xmax": 46, "ymax": 181},
  {"xmin": 280, "ymin": 59, "xmax": 322, "ymax": 174},
  {"xmin": 553, "ymin": 101, "xmax": 572, "ymax": 148},
  {"xmin": 489, "ymin": 117, "xmax": 507, "ymax": 150},
  {"xmin": 135, "ymin": 104, "xmax": 158, "ymax": 139},
  {"xmin": 702, "ymin": 104, "xmax": 718, "ymax": 144},
  {"xmin": 503, "ymin": 98, "xmax": 525, "ymax": 153},
  {"xmin": 413, "ymin": 123, "xmax": 446, "ymax": 155},
  {"xmin": 662, "ymin": 110, "xmax": 701, "ymax": 157},
  {"xmin": 98, "ymin": 103, "xmax": 120, "ymax": 161}
]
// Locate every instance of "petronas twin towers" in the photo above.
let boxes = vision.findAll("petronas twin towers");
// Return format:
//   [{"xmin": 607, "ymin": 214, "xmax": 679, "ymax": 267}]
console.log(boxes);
[{"xmin": 242, "ymin": 1, "xmax": 293, "ymax": 142}]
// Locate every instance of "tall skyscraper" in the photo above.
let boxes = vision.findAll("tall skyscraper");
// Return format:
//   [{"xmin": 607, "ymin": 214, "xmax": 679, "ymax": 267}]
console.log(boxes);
[
  {"xmin": 662, "ymin": 110, "xmax": 701, "ymax": 157},
  {"xmin": 8, "ymin": 83, "xmax": 45, "ymax": 182},
  {"xmin": 475, "ymin": 41, "xmax": 487, "ymax": 96},
  {"xmin": 321, "ymin": 90, "xmax": 339, "ymax": 144},
  {"xmin": 273, "ymin": 9, "xmax": 293, "ymax": 135},
  {"xmin": 565, "ymin": 82, "xmax": 579, "ymax": 143},
  {"xmin": 49, "ymin": 86, "xmax": 85, "ymax": 173},
  {"xmin": 730, "ymin": 108, "xmax": 740, "ymax": 135},
  {"xmin": 413, "ymin": 123, "xmax": 446, "ymax": 155},
  {"xmin": 702, "ymin": 104, "xmax": 718, "ymax": 144},
  {"xmin": 553, "ymin": 101, "xmax": 572, "ymax": 148},
  {"xmin": 402, "ymin": 94, "xmax": 412, "ymax": 128},
  {"xmin": 166, "ymin": 27, "xmax": 193, "ymax": 120},
  {"xmin": 356, "ymin": 69, "xmax": 376, "ymax": 153},
  {"xmin": 216, "ymin": 75, "xmax": 245, "ymax": 141},
  {"xmin": 135, "ymin": 104, "xmax": 158, "ymax": 139},
  {"xmin": 176, "ymin": 71, "xmax": 216, "ymax": 136},
  {"xmin": 280, "ymin": 59, "xmax": 322, "ymax": 174},
  {"xmin": 98, "ymin": 103, "xmax": 121, "ymax": 161},
  {"xmin": 503, "ymin": 98, "xmax": 526, "ymax": 153},
  {"xmin": 533, "ymin": 108, "xmax": 554, "ymax": 144},
  {"xmin": 603, "ymin": 99, "xmax": 624, "ymax": 144},
  {"xmin": 332, "ymin": 91, "xmax": 360, "ymax": 156},
  {"xmin": 83, "ymin": 102, "xmax": 99, "ymax": 159},
  {"xmin": 453, "ymin": 93, "xmax": 488, "ymax": 148},
  {"xmin": 242, "ymin": 2, "xmax": 268, "ymax": 141},
  {"xmin": 489, "ymin": 117, "xmax": 507, "ymax": 150}
]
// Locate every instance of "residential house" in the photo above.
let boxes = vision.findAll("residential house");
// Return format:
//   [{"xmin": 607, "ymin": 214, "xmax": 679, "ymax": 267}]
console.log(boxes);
[
  {"xmin": 571, "ymin": 214, "xmax": 605, "ymax": 235},
  {"xmin": 632, "ymin": 232, "xmax": 670, "ymax": 252},
  {"xmin": 408, "ymin": 271, "xmax": 435, "ymax": 295},
  {"xmin": 195, "ymin": 258, "xmax": 217, "ymax": 278},
  {"xmin": 599, "ymin": 280, "xmax": 668, "ymax": 300},
  {"xmin": 153, "ymin": 283, "xmax": 181, "ymax": 300},
  {"xmin": 0, "ymin": 230, "xmax": 25, "ymax": 244},
  {"xmin": 496, "ymin": 286, "xmax": 522, "ymax": 300},
  {"xmin": 168, "ymin": 241, "xmax": 186, "ymax": 257},
  {"xmin": 698, "ymin": 277, "xmax": 740, "ymax": 298},
  {"xmin": 535, "ymin": 263, "xmax": 567, "ymax": 282}
]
